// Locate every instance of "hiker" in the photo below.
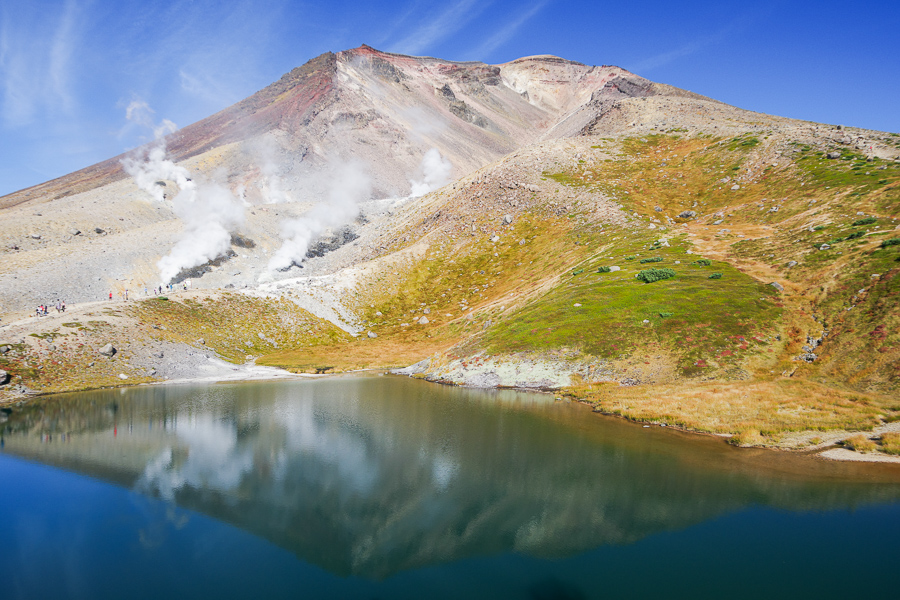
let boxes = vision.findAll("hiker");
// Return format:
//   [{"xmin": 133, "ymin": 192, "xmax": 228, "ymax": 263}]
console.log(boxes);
[
  {"xmin": 109, "ymin": 291, "xmax": 113, "ymax": 301},
  {"xmin": 124, "ymin": 289, "xmax": 129, "ymax": 301},
  {"xmin": 62, "ymin": 300, "xmax": 66, "ymax": 312},
  {"xmin": 56, "ymin": 300, "xmax": 61, "ymax": 313}
]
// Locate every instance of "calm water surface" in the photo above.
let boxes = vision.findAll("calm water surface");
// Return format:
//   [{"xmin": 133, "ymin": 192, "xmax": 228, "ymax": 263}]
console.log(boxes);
[{"xmin": 1, "ymin": 376, "xmax": 899, "ymax": 599}]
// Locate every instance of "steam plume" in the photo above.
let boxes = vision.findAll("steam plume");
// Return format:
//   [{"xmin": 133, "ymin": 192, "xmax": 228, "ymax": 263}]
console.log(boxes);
[
  {"xmin": 267, "ymin": 160, "xmax": 371, "ymax": 273},
  {"xmin": 409, "ymin": 148, "xmax": 451, "ymax": 197},
  {"xmin": 120, "ymin": 100, "xmax": 245, "ymax": 283},
  {"xmin": 157, "ymin": 179, "xmax": 245, "ymax": 283}
]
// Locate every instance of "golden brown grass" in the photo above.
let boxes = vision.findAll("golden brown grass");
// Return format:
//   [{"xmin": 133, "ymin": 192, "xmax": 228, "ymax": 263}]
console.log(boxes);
[
  {"xmin": 259, "ymin": 335, "xmax": 456, "ymax": 373},
  {"xmin": 730, "ymin": 428, "xmax": 767, "ymax": 447},
  {"xmin": 563, "ymin": 378, "xmax": 895, "ymax": 437},
  {"xmin": 880, "ymin": 432, "xmax": 900, "ymax": 455},
  {"xmin": 844, "ymin": 435, "xmax": 877, "ymax": 453}
]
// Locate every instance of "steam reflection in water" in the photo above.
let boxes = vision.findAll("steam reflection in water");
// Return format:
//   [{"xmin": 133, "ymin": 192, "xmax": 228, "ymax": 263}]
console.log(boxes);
[{"xmin": 2, "ymin": 375, "xmax": 900, "ymax": 580}]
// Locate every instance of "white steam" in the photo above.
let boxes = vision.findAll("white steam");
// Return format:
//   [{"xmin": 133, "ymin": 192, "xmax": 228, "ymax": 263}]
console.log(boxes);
[
  {"xmin": 267, "ymin": 161, "xmax": 371, "ymax": 273},
  {"xmin": 248, "ymin": 136, "xmax": 291, "ymax": 204},
  {"xmin": 120, "ymin": 100, "xmax": 245, "ymax": 283},
  {"xmin": 157, "ymin": 180, "xmax": 245, "ymax": 283},
  {"xmin": 120, "ymin": 101, "xmax": 188, "ymax": 203},
  {"xmin": 409, "ymin": 148, "xmax": 452, "ymax": 197},
  {"xmin": 121, "ymin": 145, "xmax": 192, "ymax": 202}
]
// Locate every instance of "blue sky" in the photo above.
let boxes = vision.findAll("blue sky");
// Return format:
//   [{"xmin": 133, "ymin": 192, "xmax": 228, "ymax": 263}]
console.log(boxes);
[{"xmin": 1, "ymin": 0, "xmax": 898, "ymax": 196}]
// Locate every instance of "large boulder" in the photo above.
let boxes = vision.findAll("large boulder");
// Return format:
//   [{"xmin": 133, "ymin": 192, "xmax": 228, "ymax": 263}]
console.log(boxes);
[
  {"xmin": 0, "ymin": 369, "xmax": 9, "ymax": 385},
  {"xmin": 98, "ymin": 343, "xmax": 116, "ymax": 357},
  {"xmin": 677, "ymin": 210, "xmax": 697, "ymax": 219}
]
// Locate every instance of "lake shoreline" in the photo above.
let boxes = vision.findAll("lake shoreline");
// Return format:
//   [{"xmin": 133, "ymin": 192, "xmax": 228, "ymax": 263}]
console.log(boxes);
[{"xmin": 3, "ymin": 333, "xmax": 899, "ymax": 465}]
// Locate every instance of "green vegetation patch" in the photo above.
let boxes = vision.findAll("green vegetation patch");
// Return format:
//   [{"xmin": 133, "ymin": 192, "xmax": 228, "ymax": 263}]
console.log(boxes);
[
  {"xmin": 636, "ymin": 268, "xmax": 676, "ymax": 283},
  {"xmin": 639, "ymin": 256, "xmax": 663, "ymax": 264},
  {"xmin": 483, "ymin": 234, "xmax": 781, "ymax": 376},
  {"xmin": 130, "ymin": 293, "xmax": 349, "ymax": 363}
]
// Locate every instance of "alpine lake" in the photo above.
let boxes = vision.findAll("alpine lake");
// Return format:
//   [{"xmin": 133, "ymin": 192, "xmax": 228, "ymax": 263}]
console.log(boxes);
[{"xmin": 1, "ymin": 375, "xmax": 899, "ymax": 599}]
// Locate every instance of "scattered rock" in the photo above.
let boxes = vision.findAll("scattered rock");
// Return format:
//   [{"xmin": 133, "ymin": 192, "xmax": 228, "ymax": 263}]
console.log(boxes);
[
  {"xmin": 826, "ymin": 151, "xmax": 841, "ymax": 159},
  {"xmin": 418, "ymin": 316, "xmax": 429, "ymax": 325},
  {"xmin": 375, "ymin": 311, "xmax": 382, "ymax": 317},
  {"xmin": 118, "ymin": 374, "xmax": 128, "ymax": 380},
  {"xmin": 197, "ymin": 338, "xmax": 205, "ymax": 345},
  {"xmin": 786, "ymin": 260, "xmax": 798, "ymax": 268},
  {"xmin": 423, "ymin": 308, "xmax": 430, "ymax": 314},
  {"xmin": 69, "ymin": 228, "xmax": 81, "ymax": 236},
  {"xmin": 654, "ymin": 206, "xmax": 661, "ymax": 212},
  {"xmin": 677, "ymin": 210, "xmax": 696, "ymax": 219},
  {"xmin": 573, "ymin": 303, "xmax": 582, "ymax": 307},
  {"xmin": 367, "ymin": 331, "xmax": 378, "ymax": 338},
  {"xmin": 152, "ymin": 351, "xmax": 164, "ymax": 359},
  {"xmin": 819, "ymin": 243, "xmax": 831, "ymax": 251},
  {"xmin": 0, "ymin": 345, "xmax": 10, "ymax": 354},
  {"xmin": 730, "ymin": 184, "xmax": 740, "ymax": 190},
  {"xmin": 98, "ymin": 343, "xmax": 116, "ymax": 357},
  {"xmin": 490, "ymin": 235, "xmax": 500, "ymax": 243},
  {"xmin": 609, "ymin": 266, "xmax": 620, "ymax": 272},
  {"xmin": 713, "ymin": 219, "xmax": 723, "ymax": 225},
  {"xmin": 30, "ymin": 234, "xmax": 41, "ymax": 240},
  {"xmin": 503, "ymin": 214, "xmax": 513, "ymax": 224},
  {"xmin": 769, "ymin": 282, "xmax": 784, "ymax": 292},
  {"xmin": 0, "ymin": 369, "xmax": 9, "ymax": 385}
]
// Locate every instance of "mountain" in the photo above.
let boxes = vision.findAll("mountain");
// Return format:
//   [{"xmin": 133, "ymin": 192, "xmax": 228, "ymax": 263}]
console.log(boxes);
[{"xmin": 1, "ymin": 45, "xmax": 899, "ymax": 450}]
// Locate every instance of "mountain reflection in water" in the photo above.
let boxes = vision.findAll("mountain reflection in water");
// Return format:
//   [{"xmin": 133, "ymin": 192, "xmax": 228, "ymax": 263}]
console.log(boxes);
[{"xmin": 2, "ymin": 376, "xmax": 899, "ymax": 579}]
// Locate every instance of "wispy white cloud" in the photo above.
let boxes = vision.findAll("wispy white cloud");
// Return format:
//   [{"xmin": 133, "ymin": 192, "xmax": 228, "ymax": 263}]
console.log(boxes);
[
  {"xmin": 628, "ymin": 15, "xmax": 752, "ymax": 74},
  {"xmin": 467, "ymin": 0, "xmax": 549, "ymax": 61},
  {"xmin": 48, "ymin": 0, "xmax": 80, "ymax": 114},
  {"xmin": 0, "ymin": 0, "xmax": 82, "ymax": 127},
  {"xmin": 388, "ymin": 0, "xmax": 489, "ymax": 56}
]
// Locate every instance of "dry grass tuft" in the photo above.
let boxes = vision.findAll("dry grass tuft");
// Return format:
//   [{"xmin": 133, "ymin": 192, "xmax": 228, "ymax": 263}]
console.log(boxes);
[
  {"xmin": 880, "ymin": 432, "xmax": 900, "ymax": 455},
  {"xmin": 730, "ymin": 428, "xmax": 767, "ymax": 447},
  {"xmin": 844, "ymin": 435, "xmax": 877, "ymax": 453}
]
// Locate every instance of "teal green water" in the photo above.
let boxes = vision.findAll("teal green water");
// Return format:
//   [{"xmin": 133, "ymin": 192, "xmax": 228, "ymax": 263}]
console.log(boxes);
[{"xmin": 1, "ymin": 375, "xmax": 899, "ymax": 598}]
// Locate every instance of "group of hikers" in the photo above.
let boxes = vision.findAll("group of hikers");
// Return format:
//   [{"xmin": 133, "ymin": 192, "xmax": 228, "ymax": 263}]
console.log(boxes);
[
  {"xmin": 107, "ymin": 282, "xmax": 188, "ymax": 302},
  {"xmin": 35, "ymin": 300, "xmax": 66, "ymax": 317},
  {"xmin": 30, "ymin": 282, "xmax": 190, "ymax": 321}
]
